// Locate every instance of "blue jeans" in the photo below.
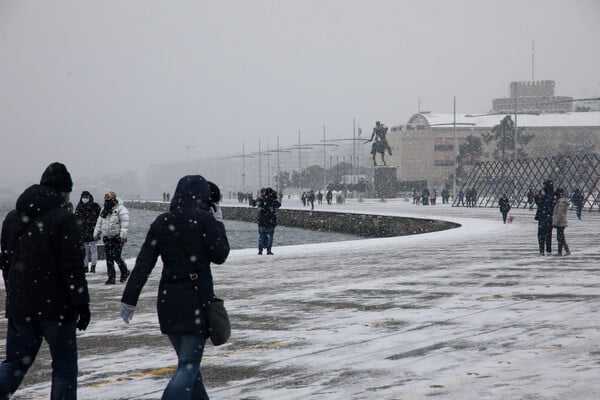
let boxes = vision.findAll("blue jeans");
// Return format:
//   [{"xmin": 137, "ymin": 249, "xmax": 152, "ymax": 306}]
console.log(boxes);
[
  {"xmin": 258, "ymin": 226, "xmax": 275, "ymax": 252},
  {"xmin": 0, "ymin": 319, "xmax": 78, "ymax": 400},
  {"xmin": 162, "ymin": 334, "xmax": 209, "ymax": 400}
]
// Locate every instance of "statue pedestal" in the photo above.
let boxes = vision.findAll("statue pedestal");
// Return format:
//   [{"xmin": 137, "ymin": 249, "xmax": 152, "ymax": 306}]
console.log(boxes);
[{"xmin": 373, "ymin": 166, "xmax": 397, "ymax": 198}]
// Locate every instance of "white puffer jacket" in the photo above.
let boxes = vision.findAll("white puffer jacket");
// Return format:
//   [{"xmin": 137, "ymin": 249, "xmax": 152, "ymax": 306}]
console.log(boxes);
[{"xmin": 94, "ymin": 198, "xmax": 130, "ymax": 239}]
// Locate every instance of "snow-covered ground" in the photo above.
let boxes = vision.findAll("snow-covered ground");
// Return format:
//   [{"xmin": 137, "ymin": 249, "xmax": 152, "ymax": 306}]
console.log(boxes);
[{"xmin": 2, "ymin": 199, "xmax": 599, "ymax": 399}]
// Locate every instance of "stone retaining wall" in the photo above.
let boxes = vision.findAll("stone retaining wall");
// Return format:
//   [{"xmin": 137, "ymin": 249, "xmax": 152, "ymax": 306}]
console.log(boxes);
[{"xmin": 125, "ymin": 201, "xmax": 460, "ymax": 238}]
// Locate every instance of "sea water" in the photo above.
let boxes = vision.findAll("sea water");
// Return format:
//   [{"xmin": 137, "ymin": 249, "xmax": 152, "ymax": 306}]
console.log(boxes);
[{"xmin": 0, "ymin": 199, "xmax": 360, "ymax": 259}]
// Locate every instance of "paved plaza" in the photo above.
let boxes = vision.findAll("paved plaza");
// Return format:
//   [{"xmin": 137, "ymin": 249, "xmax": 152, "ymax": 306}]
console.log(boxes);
[{"xmin": 2, "ymin": 199, "xmax": 599, "ymax": 399}]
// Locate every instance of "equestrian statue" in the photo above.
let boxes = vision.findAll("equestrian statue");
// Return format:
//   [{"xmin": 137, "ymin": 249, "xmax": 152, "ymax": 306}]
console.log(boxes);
[{"xmin": 364, "ymin": 121, "xmax": 392, "ymax": 166}]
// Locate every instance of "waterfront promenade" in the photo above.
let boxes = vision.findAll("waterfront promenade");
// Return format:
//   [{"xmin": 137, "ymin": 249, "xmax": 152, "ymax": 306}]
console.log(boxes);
[{"xmin": 2, "ymin": 199, "xmax": 599, "ymax": 399}]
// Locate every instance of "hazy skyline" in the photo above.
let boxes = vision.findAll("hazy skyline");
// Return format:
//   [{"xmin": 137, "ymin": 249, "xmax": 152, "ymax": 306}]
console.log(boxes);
[{"xmin": 1, "ymin": 0, "xmax": 599, "ymax": 191}]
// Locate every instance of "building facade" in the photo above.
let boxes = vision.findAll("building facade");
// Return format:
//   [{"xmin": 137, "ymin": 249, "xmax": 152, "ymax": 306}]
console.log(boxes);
[{"xmin": 385, "ymin": 111, "xmax": 600, "ymax": 190}]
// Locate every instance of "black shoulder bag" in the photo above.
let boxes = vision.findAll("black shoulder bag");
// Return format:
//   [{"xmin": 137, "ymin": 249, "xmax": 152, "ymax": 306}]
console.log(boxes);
[{"xmin": 167, "ymin": 213, "xmax": 231, "ymax": 346}]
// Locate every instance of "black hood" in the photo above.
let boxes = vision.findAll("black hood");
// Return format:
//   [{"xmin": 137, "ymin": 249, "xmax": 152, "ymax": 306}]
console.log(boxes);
[
  {"xmin": 170, "ymin": 175, "xmax": 210, "ymax": 212},
  {"xmin": 16, "ymin": 184, "xmax": 65, "ymax": 218},
  {"xmin": 80, "ymin": 190, "xmax": 95, "ymax": 203},
  {"xmin": 543, "ymin": 179, "xmax": 554, "ymax": 194}
]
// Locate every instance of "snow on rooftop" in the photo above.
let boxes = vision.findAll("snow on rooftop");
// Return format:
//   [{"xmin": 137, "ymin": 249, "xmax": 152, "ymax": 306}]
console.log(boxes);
[{"xmin": 408, "ymin": 111, "xmax": 600, "ymax": 128}]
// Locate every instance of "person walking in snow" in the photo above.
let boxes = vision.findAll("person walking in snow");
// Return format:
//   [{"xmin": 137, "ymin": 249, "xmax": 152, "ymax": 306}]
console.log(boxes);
[
  {"xmin": 257, "ymin": 187, "xmax": 281, "ymax": 255},
  {"xmin": 552, "ymin": 188, "xmax": 571, "ymax": 256},
  {"xmin": 75, "ymin": 190, "xmax": 101, "ymax": 273},
  {"xmin": 441, "ymin": 187, "xmax": 449, "ymax": 204},
  {"xmin": 326, "ymin": 189, "xmax": 333, "ymax": 205},
  {"xmin": 570, "ymin": 188, "xmax": 584, "ymax": 220},
  {"xmin": 94, "ymin": 190, "xmax": 130, "ymax": 284},
  {"xmin": 0, "ymin": 162, "xmax": 90, "ymax": 399},
  {"xmin": 457, "ymin": 189, "xmax": 465, "ymax": 206},
  {"xmin": 419, "ymin": 188, "xmax": 428, "ymax": 205},
  {"xmin": 534, "ymin": 179, "xmax": 555, "ymax": 256},
  {"xmin": 307, "ymin": 190, "xmax": 315, "ymax": 210},
  {"xmin": 120, "ymin": 176, "xmax": 229, "ymax": 400},
  {"xmin": 498, "ymin": 193, "xmax": 511, "ymax": 224},
  {"xmin": 527, "ymin": 188, "xmax": 535, "ymax": 210}
]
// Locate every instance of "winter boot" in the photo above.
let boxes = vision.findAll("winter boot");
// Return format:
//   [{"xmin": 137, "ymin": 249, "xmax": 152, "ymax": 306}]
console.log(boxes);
[
  {"xmin": 90, "ymin": 265, "xmax": 96, "ymax": 273},
  {"xmin": 106, "ymin": 268, "xmax": 116, "ymax": 285},
  {"xmin": 120, "ymin": 269, "xmax": 130, "ymax": 283},
  {"xmin": 84, "ymin": 266, "xmax": 89, "ymax": 273}
]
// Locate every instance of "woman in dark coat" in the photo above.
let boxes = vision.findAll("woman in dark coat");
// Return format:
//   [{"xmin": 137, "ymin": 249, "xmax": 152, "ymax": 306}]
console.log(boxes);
[
  {"xmin": 75, "ymin": 190, "xmax": 101, "ymax": 272},
  {"xmin": 498, "ymin": 194, "xmax": 511, "ymax": 224},
  {"xmin": 120, "ymin": 175, "xmax": 230, "ymax": 400}
]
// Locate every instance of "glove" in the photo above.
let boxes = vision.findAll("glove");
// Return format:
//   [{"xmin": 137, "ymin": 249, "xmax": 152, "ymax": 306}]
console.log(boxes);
[
  {"xmin": 120, "ymin": 302, "xmax": 136, "ymax": 324},
  {"xmin": 76, "ymin": 304, "xmax": 91, "ymax": 331},
  {"xmin": 211, "ymin": 203, "xmax": 223, "ymax": 221}
]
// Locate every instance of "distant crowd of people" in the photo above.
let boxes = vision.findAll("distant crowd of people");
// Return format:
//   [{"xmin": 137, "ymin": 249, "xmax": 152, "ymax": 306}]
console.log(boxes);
[{"xmin": 413, "ymin": 187, "xmax": 453, "ymax": 205}]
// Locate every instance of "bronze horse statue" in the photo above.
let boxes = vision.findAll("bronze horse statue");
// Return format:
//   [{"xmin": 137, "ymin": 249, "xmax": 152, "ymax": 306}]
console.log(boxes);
[{"xmin": 365, "ymin": 121, "xmax": 392, "ymax": 166}]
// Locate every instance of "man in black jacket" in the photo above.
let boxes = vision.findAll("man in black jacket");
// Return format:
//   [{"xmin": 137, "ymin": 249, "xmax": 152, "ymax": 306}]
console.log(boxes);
[
  {"xmin": 534, "ymin": 179, "xmax": 555, "ymax": 256},
  {"xmin": 0, "ymin": 162, "xmax": 90, "ymax": 400}
]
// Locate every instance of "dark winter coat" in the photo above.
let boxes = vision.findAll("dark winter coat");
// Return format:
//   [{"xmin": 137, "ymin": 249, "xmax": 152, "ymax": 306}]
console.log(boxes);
[
  {"xmin": 121, "ymin": 175, "xmax": 230, "ymax": 336},
  {"xmin": 571, "ymin": 189, "xmax": 584, "ymax": 208},
  {"xmin": 75, "ymin": 194, "xmax": 101, "ymax": 242},
  {"xmin": 257, "ymin": 196, "xmax": 281, "ymax": 228},
  {"xmin": 0, "ymin": 184, "xmax": 89, "ymax": 321},
  {"xmin": 534, "ymin": 180, "xmax": 555, "ymax": 224},
  {"xmin": 498, "ymin": 196, "xmax": 511, "ymax": 214}
]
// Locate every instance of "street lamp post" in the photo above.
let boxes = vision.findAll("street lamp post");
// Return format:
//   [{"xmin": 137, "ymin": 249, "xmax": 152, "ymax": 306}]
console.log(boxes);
[
  {"xmin": 428, "ymin": 100, "xmax": 475, "ymax": 204},
  {"xmin": 323, "ymin": 125, "xmax": 327, "ymax": 192},
  {"xmin": 453, "ymin": 96, "xmax": 457, "ymax": 201},
  {"xmin": 268, "ymin": 137, "xmax": 291, "ymax": 192}
]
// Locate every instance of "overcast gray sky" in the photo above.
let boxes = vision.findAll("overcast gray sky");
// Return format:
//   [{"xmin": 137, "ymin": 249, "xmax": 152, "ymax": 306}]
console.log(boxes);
[{"xmin": 1, "ymin": 0, "xmax": 599, "ymax": 190}]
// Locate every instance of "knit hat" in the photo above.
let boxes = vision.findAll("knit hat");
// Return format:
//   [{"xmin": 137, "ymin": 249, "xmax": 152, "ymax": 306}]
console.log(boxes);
[{"xmin": 40, "ymin": 162, "xmax": 73, "ymax": 192}]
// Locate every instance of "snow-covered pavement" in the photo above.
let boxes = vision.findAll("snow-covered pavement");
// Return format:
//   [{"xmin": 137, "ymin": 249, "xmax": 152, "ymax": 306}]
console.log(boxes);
[{"xmin": 2, "ymin": 200, "xmax": 599, "ymax": 399}]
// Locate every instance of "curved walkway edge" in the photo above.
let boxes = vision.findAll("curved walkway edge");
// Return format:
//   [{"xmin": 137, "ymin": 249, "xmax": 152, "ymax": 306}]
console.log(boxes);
[{"xmin": 125, "ymin": 201, "xmax": 461, "ymax": 237}]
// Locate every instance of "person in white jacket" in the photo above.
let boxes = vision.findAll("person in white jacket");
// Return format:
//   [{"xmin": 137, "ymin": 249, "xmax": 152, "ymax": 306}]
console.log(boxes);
[{"xmin": 94, "ymin": 191, "xmax": 130, "ymax": 284}]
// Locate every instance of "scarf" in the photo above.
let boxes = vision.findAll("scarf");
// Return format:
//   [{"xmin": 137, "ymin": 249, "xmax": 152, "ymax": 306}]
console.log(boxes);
[{"xmin": 101, "ymin": 199, "xmax": 117, "ymax": 218}]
